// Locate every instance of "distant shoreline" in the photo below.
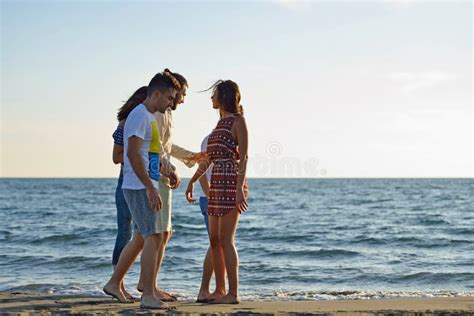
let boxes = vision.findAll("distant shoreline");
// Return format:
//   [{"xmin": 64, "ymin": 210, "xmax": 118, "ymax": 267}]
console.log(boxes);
[{"xmin": 0, "ymin": 293, "xmax": 473, "ymax": 315}]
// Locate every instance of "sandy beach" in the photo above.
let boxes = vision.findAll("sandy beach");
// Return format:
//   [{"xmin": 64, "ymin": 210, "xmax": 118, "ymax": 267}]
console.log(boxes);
[{"xmin": 0, "ymin": 293, "xmax": 473, "ymax": 315}]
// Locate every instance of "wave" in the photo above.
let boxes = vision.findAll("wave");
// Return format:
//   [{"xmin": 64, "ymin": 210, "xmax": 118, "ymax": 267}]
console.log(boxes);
[
  {"xmin": 31, "ymin": 234, "xmax": 83, "ymax": 244},
  {"xmin": 269, "ymin": 289, "xmax": 474, "ymax": 301},
  {"xmin": 4, "ymin": 283, "xmax": 473, "ymax": 302},
  {"xmin": 0, "ymin": 205, "xmax": 20, "ymax": 211},
  {"xmin": 2, "ymin": 283, "xmax": 107, "ymax": 296},
  {"xmin": 0, "ymin": 230, "xmax": 13, "ymax": 241},
  {"xmin": 449, "ymin": 227, "xmax": 474, "ymax": 236},
  {"xmin": 415, "ymin": 218, "xmax": 451, "ymax": 226},
  {"xmin": 349, "ymin": 236, "xmax": 386, "ymax": 245},
  {"xmin": 269, "ymin": 248, "xmax": 360, "ymax": 259},
  {"xmin": 386, "ymin": 236, "xmax": 472, "ymax": 249},
  {"xmin": 350, "ymin": 199, "xmax": 393, "ymax": 205},
  {"xmin": 396, "ymin": 272, "xmax": 474, "ymax": 283}
]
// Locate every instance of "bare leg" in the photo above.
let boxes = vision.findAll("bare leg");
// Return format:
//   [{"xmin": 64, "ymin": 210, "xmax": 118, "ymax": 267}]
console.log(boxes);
[
  {"xmin": 155, "ymin": 231, "xmax": 177, "ymax": 301},
  {"xmin": 208, "ymin": 216, "xmax": 226, "ymax": 300},
  {"xmin": 197, "ymin": 246, "xmax": 213, "ymax": 301},
  {"xmin": 137, "ymin": 231, "xmax": 175, "ymax": 300},
  {"xmin": 120, "ymin": 281, "xmax": 136, "ymax": 301},
  {"xmin": 212, "ymin": 210, "xmax": 240, "ymax": 304},
  {"xmin": 140, "ymin": 233, "xmax": 168, "ymax": 309},
  {"xmin": 104, "ymin": 233, "xmax": 144, "ymax": 303},
  {"xmin": 112, "ymin": 265, "xmax": 136, "ymax": 301}
]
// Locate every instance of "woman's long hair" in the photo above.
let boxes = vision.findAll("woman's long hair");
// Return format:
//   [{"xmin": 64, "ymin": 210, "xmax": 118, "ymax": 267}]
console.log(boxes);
[
  {"xmin": 117, "ymin": 86, "xmax": 148, "ymax": 121},
  {"xmin": 207, "ymin": 80, "xmax": 243, "ymax": 115}
]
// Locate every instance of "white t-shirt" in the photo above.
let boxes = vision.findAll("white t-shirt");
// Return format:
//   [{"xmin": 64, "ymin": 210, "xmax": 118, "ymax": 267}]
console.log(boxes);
[{"xmin": 122, "ymin": 104, "xmax": 161, "ymax": 190}]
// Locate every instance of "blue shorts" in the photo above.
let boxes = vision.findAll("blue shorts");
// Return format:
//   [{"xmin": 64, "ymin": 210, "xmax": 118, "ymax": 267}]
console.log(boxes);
[
  {"xmin": 123, "ymin": 189, "xmax": 160, "ymax": 238},
  {"xmin": 199, "ymin": 196, "xmax": 210, "ymax": 236}
]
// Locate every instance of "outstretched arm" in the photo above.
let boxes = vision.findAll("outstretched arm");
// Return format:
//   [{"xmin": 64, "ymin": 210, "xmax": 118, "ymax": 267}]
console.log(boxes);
[{"xmin": 171, "ymin": 144, "xmax": 198, "ymax": 167}]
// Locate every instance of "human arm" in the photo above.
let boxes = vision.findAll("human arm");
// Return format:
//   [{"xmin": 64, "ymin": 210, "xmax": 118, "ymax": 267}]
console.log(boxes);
[
  {"xmin": 154, "ymin": 110, "xmax": 181, "ymax": 189},
  {"xmin": 185, "ymin": 157, "xmax": 211, "ymax": 204},
  {"xmin": 113, "ymin": 144, "xmax": 123, "ymax": 164},
  {"xmin": 198, "ymin": 176, "xmax": 210, "ymax": 198},
  {"xmin": 171, "ymin": 144, "xmax": 198, "ymax": 167},
  {"xmin": 112, "ymin": 121, "xmax": 125, "ymax": 164},
  {"xmin": 233, "ymin": 116, "xmax": 249, "ymax": 213},
  {"xmin": 162, "ymin": 163, "xmax": 181, "ymax": 189},
  {"xmin": 127, "ymin": 136, "xmax": 162, "ymax": 211},
  {"xmin": 159, "ymin": 153, "xmax": 181, "ymax": 189}
]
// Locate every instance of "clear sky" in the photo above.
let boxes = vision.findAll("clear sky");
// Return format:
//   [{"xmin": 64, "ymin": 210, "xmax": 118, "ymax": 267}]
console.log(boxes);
[{"xmin": 1, "ymin": 0, "xmax": 472, "ymax": 178}]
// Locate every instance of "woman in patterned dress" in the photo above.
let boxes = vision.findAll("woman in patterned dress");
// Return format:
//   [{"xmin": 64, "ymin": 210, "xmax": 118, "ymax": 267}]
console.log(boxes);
[{"xmin": 186, "ymin": 80, "xmax": 249, "ymax": 304}]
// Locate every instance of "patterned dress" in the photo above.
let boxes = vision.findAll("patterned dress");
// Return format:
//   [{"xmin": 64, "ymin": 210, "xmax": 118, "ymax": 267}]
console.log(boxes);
[{"xmin": 207, "ymin": 115, "xmax": 249, "ymax": 217}]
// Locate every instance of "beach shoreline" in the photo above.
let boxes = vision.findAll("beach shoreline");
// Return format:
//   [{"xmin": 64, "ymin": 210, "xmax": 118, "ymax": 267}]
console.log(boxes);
[{"xmin": 1, "ymin": 293, "xmax": 473, "ymax": 315}]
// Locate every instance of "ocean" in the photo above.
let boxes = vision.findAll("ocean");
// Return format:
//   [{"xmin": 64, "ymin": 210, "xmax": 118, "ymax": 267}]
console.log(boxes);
[{"xmin": 0, "ymin": 178, "xmax": 472, "ymax": 301}]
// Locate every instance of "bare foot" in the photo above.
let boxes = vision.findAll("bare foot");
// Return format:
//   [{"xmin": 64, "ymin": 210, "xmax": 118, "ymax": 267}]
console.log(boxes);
[
  {"xmin": 155, "ymin": 288, "xmax": 177, "ymax": 302},
  {"xmin": 210, "ymin": 294, "xmax": 240, "ymax": 304},
  {"xmin": 140, "ymin": 295, "xmax": 170, "ymax": 310},
  {"xmin": 123, "ymin": 289, "xmax": 138, "ymax": 302},
  {"xmin": 103, "ymin": 281, "xmax": 129, "ymax": 303},
  {"xmin": 136, "ymin": 282, "xmax": 143, "ymax": 293},
  {"xmin": 197, "ymin": 290, "xmax": 211, "ymax": 303},
  {"xmin": 137, "ymin": 285, "xmax": 177, "ymax": 301},
  {"xmin": 119, "ymin": 282, "xmax": 137, "ymax": 302},
  {"xmin": 207, "ymin": 290, "xmax": 226, "ymax": 301}
]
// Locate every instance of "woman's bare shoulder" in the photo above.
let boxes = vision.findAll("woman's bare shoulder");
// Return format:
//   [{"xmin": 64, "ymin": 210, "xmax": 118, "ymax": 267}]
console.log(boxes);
[{"xmin": 234, "ymin": 115, "xmax": 247, "ymax": 126}]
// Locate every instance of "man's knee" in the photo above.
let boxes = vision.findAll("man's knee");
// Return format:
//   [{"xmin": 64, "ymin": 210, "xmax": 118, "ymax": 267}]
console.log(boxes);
[
  {"xmin": 145, "ymin": 233, "xmax": 163, "ymax": 246},
  {"xmin": 131, "ymin": 233, "xmax": 144, "ymax": 245}
]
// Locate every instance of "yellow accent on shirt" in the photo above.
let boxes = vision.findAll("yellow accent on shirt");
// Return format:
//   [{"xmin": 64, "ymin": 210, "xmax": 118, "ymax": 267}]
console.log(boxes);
[{"xmin": 149, "ymin": 120, "xmax": 161, "ymax": 154}]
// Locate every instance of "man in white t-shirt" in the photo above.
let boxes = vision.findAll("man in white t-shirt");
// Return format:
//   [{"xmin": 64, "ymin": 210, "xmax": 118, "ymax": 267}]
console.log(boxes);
[
  {"xmin": 104, "ymin": 71, "xmax": 180, "ymax": 310},
  {"xmin": 137, "ymin": 70, "xmax": 197, "ymax": 301}
]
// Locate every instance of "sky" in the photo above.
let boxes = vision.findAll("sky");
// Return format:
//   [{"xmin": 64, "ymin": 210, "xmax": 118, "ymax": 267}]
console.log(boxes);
[{"xmin": 1, "ymin": 0, "xmax": 472, "ymax": 178}]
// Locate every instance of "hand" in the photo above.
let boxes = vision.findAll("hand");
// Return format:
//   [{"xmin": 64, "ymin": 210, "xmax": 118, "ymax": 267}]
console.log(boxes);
[
  {"xmin": 185, "ymin": 181, "xmax": 196, "ymax": 204},
  {"xmin": 191, "ymin": 152, "xmax": 208, "ymax": 163},
  {"xmin": 235, "ymin": 187, "xmax": 248, "ymax": 214},
  {"xmin": 168, "ymin": 171, "xmax": 181, "ymax": 189},
  {"xmin": 146, "ymin": 187, "xmax": 162, "ymax": 211}
]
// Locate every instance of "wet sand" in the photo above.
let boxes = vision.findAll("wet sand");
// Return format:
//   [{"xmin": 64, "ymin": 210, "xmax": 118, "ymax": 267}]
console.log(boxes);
[{"xmin": 0, "ymin": 293, "xmax": 473, "ymax": 315}]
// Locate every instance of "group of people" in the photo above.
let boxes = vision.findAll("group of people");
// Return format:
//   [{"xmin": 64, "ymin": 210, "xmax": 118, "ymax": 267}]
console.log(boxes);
[{"xmin": 103, "ymin": 69, "xmax": 249, "ymax": 309}]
